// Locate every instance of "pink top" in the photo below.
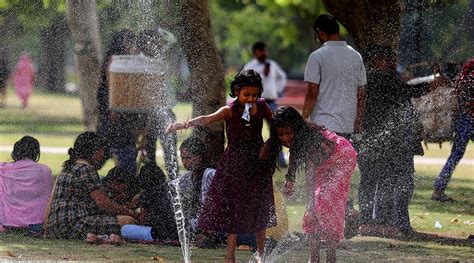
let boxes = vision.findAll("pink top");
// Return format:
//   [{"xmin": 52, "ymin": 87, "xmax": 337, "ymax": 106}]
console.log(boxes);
[
  {"xmin": 303, "ymin": 129, "xmax": 357, "ymax": 241},
  {"xmin": 0, "ymin": 160, "xmax": 53, "ymax": 227},
  {"xmin": 13, "ymin": 54, "xmax": 35, "ymax": 102}
]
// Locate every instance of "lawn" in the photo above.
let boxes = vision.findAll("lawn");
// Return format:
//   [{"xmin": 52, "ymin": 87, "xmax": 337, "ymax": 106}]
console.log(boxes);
[{"xmin": 0, "ymin": 90, "xmax": 473, "ymax": 261}]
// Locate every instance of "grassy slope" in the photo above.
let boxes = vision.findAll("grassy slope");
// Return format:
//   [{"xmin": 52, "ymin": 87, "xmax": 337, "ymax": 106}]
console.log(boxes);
[{"xmin": 0, "ymin": 90, "xmax": 473, "ymax": 261}]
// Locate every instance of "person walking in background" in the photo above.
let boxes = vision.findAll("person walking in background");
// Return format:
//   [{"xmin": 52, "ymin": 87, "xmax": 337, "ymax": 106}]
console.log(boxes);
[
  {"xmin": 96, "ymin": 29, "xmax": 142, "ymax": 174},
  {"xmin": 432, "ymin": 59, "xmax": 473, "ymax": 202},
  {"xmin": 244, "ymin": 42, "xmax": 288, "ymax": 167},
  {"xmin": 302, "ymin": 14, "xmax": 367, "ymax": 139},
  {"xmin": 13, "ymin": 53, "xmax": 35, "ymax": 109},
  {"xmin": 0, "ymin": 136, "xmax": 53, "ymax": 236},
  {"xmin": 358, "ymin": 45, "xmax": 446, "ymax": 237},
  {"xmin": 137, "ymin": 27, "xmax": 181, "ymax": 176}
]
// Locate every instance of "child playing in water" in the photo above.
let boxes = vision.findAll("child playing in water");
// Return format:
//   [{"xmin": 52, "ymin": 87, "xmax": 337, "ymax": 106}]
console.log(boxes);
[
  {"xmin": 167, "ymin": 70, "xmax": 276, "ymax": 262},
  {"xmin": 267, "ymin": 106, "xmax": 357, "ymax": 263}
]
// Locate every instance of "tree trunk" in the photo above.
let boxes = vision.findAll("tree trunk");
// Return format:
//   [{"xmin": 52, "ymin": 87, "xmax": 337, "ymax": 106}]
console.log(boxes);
[
  {"xmin": 322, "ymin": 0, "xmax": 401, "ymax": 52},
  {"xmin": 163, "ymin": 0, "xmax": 226, "ymax": 165},
  {"xmin": 66, "ymin": 0, "xmax": 101, "ymax": 131},
  {"xmin": 40, "ymin": 15, "xmax": 68, "ymax": 93}
]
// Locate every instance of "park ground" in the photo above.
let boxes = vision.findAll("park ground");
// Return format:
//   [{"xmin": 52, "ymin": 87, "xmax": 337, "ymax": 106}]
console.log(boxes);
[{"xmin": 0, "ymin": 90, "xmax": 473, "ymax": 262}]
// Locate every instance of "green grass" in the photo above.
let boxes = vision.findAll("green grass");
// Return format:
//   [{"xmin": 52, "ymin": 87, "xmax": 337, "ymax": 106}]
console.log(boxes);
[{"xmin": 1, "ymin": 91, "xmax": 473, "ymax": 261}]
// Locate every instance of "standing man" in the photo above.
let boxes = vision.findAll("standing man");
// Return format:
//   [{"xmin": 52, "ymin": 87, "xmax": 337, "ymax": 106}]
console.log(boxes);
[
  {"xmin": 244, "ymin": 42, "xmax": 288, "ymax": 166},
  {"xmin": 302, "ymin": 14, "xmax": 367, "ymax": 139}
]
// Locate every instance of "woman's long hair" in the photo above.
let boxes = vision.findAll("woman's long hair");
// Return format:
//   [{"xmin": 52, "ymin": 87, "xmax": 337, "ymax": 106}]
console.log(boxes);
[
  {"xmin": 269, "ymin": 106, "xmax": 334, "ymax": 173},
  {"xmin": 63, "ymin": 132, "xmax": 106, "ymax": 169}
]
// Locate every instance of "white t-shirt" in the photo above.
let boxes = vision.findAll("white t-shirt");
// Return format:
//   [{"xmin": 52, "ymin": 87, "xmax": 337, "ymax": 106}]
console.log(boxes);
[
  {"xmin": 304, "ymin": 41, "xmax": 367, "ymax": 133},
  {"xmin": 244, "ymin": 58, "xmax": 287, "ymax": 100}
]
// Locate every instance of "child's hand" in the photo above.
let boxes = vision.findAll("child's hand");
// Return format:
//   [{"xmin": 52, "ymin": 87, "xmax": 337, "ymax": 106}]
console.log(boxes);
[
  {"xmin": 283, "ymin": 180, "xmax": 295, "ymax": 197},
  {"xmin": 165, "ymin": 121, "xmax": 189, "ymax": 133},
  {"xmin": 165, "ymin": 123, "xmax": 178, "ymax": 133}
]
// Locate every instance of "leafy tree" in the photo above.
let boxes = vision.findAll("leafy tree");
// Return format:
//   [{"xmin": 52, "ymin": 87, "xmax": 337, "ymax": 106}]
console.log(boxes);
[
  {"xmin": 66, "ymin": 0, "xmax": 101, "ymax": 131},
  {"xmin": 163, "ymin": 0, "xmax": 227, "ymax": 165}
]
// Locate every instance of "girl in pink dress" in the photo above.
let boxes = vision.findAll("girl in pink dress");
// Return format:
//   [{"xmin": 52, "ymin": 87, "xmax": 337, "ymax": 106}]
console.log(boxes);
[
  {"xmin": 13, "ymin": 54, "xmax": 35, "ymax": 108},
  {"xmin": 267, "ymin": 106, "xmax": 357, "ymax": 263}
]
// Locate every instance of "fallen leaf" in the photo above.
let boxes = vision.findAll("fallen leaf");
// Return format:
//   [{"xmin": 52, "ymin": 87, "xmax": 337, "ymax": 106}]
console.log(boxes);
[
  {"xmin": 450, "ymin": 218, "xmax": 459, "ymax": 223},
  {"xmin": 152, "ymin": 256, "xmax": 166, "ymax": 261},
  {"xmin": 5, "ymin": 251, "xmax": 16, "ymax": 257}
]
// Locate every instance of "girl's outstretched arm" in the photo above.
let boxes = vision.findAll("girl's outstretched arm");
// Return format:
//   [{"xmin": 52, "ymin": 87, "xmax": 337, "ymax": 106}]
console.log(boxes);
[{"xmin": 166, "ymin": 105, "xmax": 232, "ymax": 133}]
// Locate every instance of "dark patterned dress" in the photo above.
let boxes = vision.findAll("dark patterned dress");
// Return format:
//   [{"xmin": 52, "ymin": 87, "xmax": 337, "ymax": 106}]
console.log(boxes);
[
  {"xmin": 198, "ymin": 99, "xmax": 276, "ymax": 233},
  {"xmin": 46, "ymin": 162, "xmax": 120, "ymax": 239}
]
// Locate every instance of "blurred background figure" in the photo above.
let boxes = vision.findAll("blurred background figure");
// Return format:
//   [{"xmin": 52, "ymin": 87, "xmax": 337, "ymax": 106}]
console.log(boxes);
[
  {"xmin": 13, "ymin": 53, "xmax": 35, "ymax": 109},
  {"xmin": 0, "ymin": 54, "xmax": 9, "ymax": 108},
  {"xmin": 137, "ymin": 27, "xmax": 182, "ymax": 176},
  {"xmin": 96, "ymin": 29, "xmax": 143, "ymax": 174},
  {"xmin": 432, "ymin": 58, "xmax": 474, "ymax": 202}
]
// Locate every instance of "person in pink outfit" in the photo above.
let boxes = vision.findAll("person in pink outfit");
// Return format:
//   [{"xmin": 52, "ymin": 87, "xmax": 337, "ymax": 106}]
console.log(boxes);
[
  {"xmin": 13, "ymin": 54, "xmax": 35, "ymax": 108},
  {"xmin": 0, "ymin": 136, "xmax": 53, "ymax": 234},
  {"xmin": 266, "ymin": 106, "xmax": 357, "ymax": 263}
]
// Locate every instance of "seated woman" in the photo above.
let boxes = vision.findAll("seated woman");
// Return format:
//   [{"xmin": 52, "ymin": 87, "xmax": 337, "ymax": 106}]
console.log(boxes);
[
  {"xmin": 0, "ymin": 136, "xmax": 53, "ymax": 234},
  {"xmin": 45, "ymin": 132, "xmax": 140, "ymax": 244},
  {"xmin": 138, "ymin": 163, "xmax": 178, "ymax": 242},
  {"xmin": 175, "ymin": 136, "xmax": 216, "ymax": 230},
  {"xmin": 102, "ymin": 166, "xmax": 140, "ymax": 207}
]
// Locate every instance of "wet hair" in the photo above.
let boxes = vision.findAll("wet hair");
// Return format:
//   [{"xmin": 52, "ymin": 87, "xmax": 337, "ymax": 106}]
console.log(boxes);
[
  {"xmin": 313, "ymin": 14, "xmax": 340, "ymax": 35},
  {"xmin": 180, "ymin": 136, "xmax": 207, "ymax": 157},
  {"xmin": 229, "ymin": 69, "xmax": 263, "ymax": 98},
  {"xmin": 268, "ymin": 106, "xmax": 334, "ymax": 171},
  {"xmin": 103, "ymin": 166, "xmax": 140, "ymax": 197},
  {"xmin": 11, "ymin": 136, "xmax": 40, "ymax": 162},
  {"xmin": 137, "ymin": 28, "xmax": 167, "ymax": 57},
  {"xmin": 103, "ymin": 166, "xmax": 132, "ymax": 185},
  {"xmin": 139, "ymin": 163, "xmax": 167, "ymax": 190},
  {"xmin": 104, "ymin": 29, "xmax": 136, "ymax": 64},
  {"xmin": 179, "ymin": 136, "xmax": 211, "ymax": 169},
  {"xmin": 252, "ymin": 42, "xmax": 266, "ymax": 52},
  {"xmin": 63, "ymin": 132, "xmax": 106, "ymax": 169}
]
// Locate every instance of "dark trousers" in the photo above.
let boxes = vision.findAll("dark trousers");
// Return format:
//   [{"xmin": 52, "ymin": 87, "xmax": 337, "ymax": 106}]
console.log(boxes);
[
  {"xmin": 358, "ymin": 150, "xmax": 414, "ymax": 232},
  {"xmin": 434, "ymin": 112, "xmax": 473, "ymax": 191}
]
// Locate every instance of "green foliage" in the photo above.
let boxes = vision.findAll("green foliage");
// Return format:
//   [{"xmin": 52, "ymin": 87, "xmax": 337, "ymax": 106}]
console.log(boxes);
[{"xmin": 210, "ymin": 0, "xmax": 326, "ymax": 77}]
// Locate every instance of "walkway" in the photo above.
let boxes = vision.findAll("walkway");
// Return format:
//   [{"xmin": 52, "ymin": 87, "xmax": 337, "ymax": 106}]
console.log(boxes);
[{"xmin": 1, "ymin": 145, "xmax": 473, "ymax": 166}]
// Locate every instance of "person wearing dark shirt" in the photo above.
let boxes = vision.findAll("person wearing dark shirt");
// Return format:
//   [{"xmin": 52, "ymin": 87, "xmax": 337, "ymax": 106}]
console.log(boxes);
[
  {"xmin": 96, "ymin": 29, "xmax": 143, "ymax": 174},
  {"xmin": 358, "ymin": 45, "xmax": 445, "ymax": 237}
]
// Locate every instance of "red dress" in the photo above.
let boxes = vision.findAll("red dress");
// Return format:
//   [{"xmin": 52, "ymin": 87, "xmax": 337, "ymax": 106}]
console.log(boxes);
[
  {"xmin": 198, "ymin": 99, "xmax": 276, "ymax": 233},
  {"xmin": 303, "ymin": 130, "xmax": 357, "ymax": 241}
]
